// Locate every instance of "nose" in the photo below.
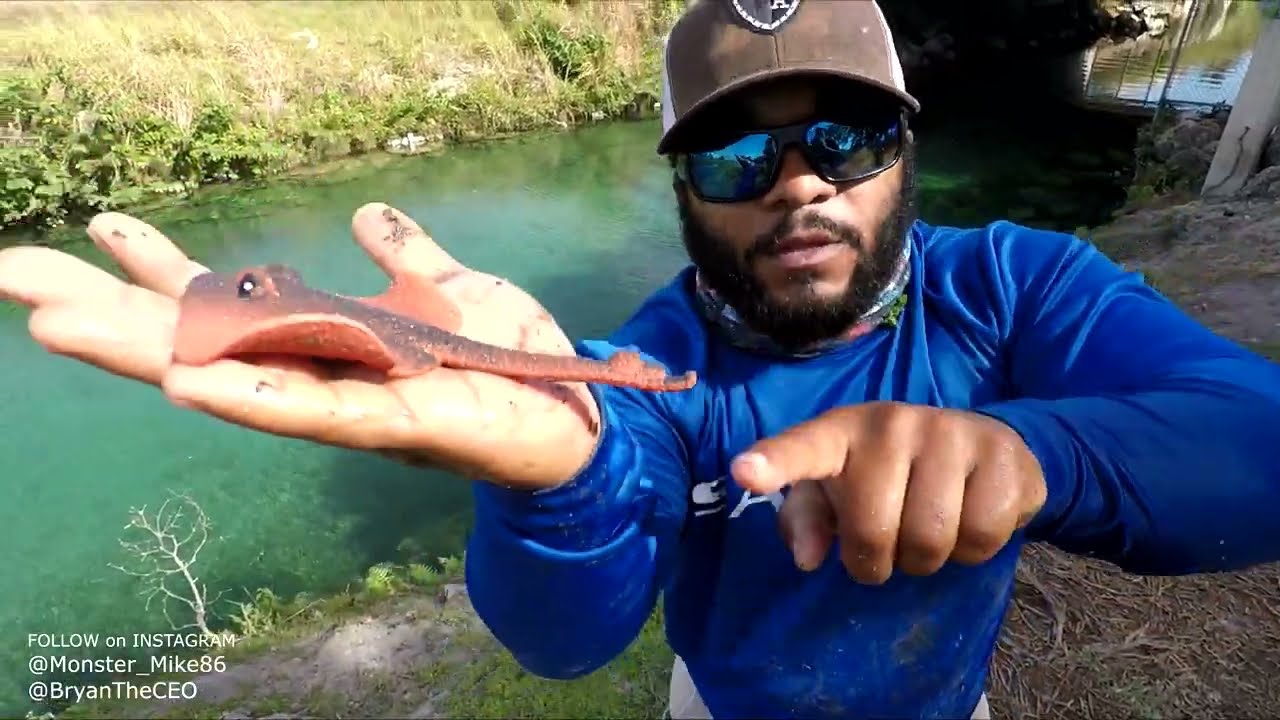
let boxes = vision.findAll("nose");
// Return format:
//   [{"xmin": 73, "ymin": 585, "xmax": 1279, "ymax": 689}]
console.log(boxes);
[{"xmin": 761, "ymin": 147, "xmax": 837, "ymax": 211}]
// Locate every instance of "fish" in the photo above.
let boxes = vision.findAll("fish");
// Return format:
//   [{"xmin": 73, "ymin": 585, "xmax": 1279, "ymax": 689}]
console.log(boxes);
[{"xmin": 171, "ymin": 263, "xmax": 697, "ymax": 392}]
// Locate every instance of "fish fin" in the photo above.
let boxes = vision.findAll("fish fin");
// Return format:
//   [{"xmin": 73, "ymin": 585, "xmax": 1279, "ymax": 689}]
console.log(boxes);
[
  {"xmin": 356, "ymin": 271, "xmax": 462, "ymax": 332},
  {"xmin": 218, "ymin": 315, "xmax": 399, "ymax": 372}
]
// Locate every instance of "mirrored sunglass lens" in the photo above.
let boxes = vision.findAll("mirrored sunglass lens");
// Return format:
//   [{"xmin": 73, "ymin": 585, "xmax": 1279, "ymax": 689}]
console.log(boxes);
[
  {"xmin": 805, "ymin": 120, "xmax": 901, "ymax": 179},
  {"xmin": 688, "ymin": 134, "xmax": 776, "ymax": 200}
]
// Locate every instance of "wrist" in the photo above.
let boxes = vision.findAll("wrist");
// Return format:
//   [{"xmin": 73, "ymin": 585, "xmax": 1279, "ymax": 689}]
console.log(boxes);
[{"xmin": 472, "ymin": 382, "xmax": 637, "ymax": 550}]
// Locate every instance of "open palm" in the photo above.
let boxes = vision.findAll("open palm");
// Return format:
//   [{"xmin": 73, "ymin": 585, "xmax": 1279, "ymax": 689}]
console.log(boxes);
[{"xmin": 0, "ymin": 203, "xmax": 601, "ymax": 490}]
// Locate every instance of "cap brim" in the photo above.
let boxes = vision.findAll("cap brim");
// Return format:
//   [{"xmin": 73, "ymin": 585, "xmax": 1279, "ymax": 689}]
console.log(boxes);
[{"xmin": 655, "ymin": 67, "xmax": 921, "ymax": 155}]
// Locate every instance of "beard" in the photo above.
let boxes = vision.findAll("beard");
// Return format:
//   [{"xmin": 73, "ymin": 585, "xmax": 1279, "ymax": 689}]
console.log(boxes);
[{"xmin": 678, "ymin": 141, "xmax": 918, "ymax": 352}]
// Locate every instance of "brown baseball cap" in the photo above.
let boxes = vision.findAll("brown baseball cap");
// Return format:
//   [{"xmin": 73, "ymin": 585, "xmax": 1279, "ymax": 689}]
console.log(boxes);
[{"xmin": 657, "ymin": 0, "xmax": 920, "ymax": 154}]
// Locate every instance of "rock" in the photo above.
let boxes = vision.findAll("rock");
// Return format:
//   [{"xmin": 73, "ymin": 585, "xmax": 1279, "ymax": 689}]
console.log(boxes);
[
  {"xmin": 1263, "ymin": 125, "xmax": 1280, "ymax": 170},
  {"xmin": 1169, "ymin": 117, "xmax": 1223, "ymax": 153},
  {"xmin": 897, "ymin": 41, "xmax": 925, "ymax": 70},
  {"xmin": 1110, "ymin": 10, "xmax": 1146, "ymax": 38},
  {"xmin": 1164, "ymin": 146, "xmax": 1214, "ymax": 183},
  {"xmin": 1241, "ymin": 165, "xmax": 1280, "ymax": 200},
  {"xmin": 921, "ymin": 33, "xmax": 954, "ymax": 60},
  {"xmin": 439, "ymin": 583, "xmax": 470, "ymax": 612}
]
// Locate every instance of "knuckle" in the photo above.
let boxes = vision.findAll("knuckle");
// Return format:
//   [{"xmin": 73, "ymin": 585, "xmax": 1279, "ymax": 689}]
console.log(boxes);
[
  {"xmin": 896, "ymin": 528, "xmax": 951, "ymax": 572},
  {"xmin": 844, "ymin": 522, "xmax": 895, "ymax": 557},
  {"xmin": 955, "ymin": 517, "xmax": 1009, "ymax": 561},
  {"xmin": 879, "ymin": 404, "xmax": 918, "ymax": 438}
]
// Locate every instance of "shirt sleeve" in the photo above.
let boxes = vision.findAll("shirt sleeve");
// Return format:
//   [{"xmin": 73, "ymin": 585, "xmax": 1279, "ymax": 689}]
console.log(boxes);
[
  {"xmin": 464, "ymin": 340, "xmax": 692, "ymax": 679},
  {"xmin": 972, "ymin": 222, "xmax": 1280, "ymax": 574}
]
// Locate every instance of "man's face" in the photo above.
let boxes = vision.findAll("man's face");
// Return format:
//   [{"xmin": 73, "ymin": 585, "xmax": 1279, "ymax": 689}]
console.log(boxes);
[{"xmin": 675, "ymin": 79, "xmax": 917, "ymax": 351}]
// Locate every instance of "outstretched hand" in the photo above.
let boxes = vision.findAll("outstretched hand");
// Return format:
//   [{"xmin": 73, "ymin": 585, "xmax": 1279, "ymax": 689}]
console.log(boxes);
[
  {"xmin": 0, "ymin": 203, "xmax": 601, "ymax": 490},
  {"xmin": 731, "ymin": 402, "xmax": 1047, "ymax": 583}
]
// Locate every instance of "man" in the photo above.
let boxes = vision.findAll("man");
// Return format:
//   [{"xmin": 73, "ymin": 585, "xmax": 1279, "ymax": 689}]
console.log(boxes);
[{"xmin": 2, "ymin": 1, "xmax": 1279, "ymax": 718}]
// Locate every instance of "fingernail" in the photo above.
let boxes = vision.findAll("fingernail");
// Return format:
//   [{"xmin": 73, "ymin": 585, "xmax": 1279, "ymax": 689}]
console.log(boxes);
[
  {"xmin": 792, "ymin": 536, "xmax": 819, "ymax": 571},
  {"xmin": 730, "ymin": 452, "xmax": 771, "ymax": 486}
]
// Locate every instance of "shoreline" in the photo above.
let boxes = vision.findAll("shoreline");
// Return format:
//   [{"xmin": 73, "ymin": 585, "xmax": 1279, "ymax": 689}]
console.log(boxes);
[{"xmin": 0, "ymin": 0, "xmax": 679, "ymax": 235}]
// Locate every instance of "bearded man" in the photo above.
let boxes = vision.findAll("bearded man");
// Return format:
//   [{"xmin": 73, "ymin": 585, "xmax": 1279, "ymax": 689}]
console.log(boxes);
[{"xmin": 3, "ymin": 1, "xmax": 1280, "ymax": 718}]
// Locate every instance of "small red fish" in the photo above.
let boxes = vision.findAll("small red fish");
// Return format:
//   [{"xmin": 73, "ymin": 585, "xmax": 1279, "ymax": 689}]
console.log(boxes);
[{"xmin": 171, "ymin": 264, "xmax": 697, "ymax": 392}]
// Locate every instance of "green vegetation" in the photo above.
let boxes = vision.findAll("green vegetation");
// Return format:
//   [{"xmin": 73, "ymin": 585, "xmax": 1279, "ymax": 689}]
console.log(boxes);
[
  {"xmin": 26, "ymin": 490, "xmax": 671, "ymax": 719},
  {"xmin": 50, "ymin": 555, "xmax": 673, "ymax": 719},
  {"xmin": 0, "ymin": 0, "xmax": 683, "ymax": 231}
]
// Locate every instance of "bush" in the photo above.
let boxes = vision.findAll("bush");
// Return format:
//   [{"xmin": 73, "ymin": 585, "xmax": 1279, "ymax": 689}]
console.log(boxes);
[{"xmin": 0, "ymin": 0, "xmax": 683, "ymax": 231}]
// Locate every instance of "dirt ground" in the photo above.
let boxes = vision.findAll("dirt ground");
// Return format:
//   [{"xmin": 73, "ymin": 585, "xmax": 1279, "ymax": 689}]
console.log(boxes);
[{"xmin": 988, "ymin": 190, "xmax": 1280, "ymax": 720}]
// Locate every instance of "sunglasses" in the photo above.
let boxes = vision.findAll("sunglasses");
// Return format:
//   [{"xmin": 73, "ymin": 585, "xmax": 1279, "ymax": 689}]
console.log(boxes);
[{"xmin": 675, "ymin": 112, "xmax": 906, "ymax": 203}]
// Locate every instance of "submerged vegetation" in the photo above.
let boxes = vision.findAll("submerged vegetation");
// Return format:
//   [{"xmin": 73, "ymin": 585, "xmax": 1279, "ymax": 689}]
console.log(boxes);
[{"xmin": 0, "ymin": 0, "xmax": 682, "ymax": 231}]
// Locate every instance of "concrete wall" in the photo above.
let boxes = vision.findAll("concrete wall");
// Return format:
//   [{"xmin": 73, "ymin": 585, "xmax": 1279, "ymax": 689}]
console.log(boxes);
[{"xmin": 1201, "ymin": 16, "xmax": 1280, "ymax": 197}]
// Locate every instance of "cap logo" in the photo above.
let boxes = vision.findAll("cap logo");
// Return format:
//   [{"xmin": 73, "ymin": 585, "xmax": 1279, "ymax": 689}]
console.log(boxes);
[{"xmin": 729, "ymin": 0, "xmax": 801, "ymax": 32}]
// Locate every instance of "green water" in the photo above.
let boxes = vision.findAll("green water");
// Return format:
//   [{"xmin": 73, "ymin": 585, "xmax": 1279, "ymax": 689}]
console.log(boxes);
[{"xmin": 0, "ymin": 109, "xmax": 1135, "ymax": 714}]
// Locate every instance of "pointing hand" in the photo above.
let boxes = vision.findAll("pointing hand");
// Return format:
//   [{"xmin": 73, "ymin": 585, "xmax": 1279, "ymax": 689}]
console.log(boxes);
[{"xmin": 731, "ymin": 402, "xmax": 1047, "ymax": 583}]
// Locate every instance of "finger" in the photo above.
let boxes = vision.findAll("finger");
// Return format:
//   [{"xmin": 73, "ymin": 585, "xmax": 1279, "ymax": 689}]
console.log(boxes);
[
  {"xmin": 950, "ymin": 461, "xmax": 1025, "ymax": 566},
  {"xmin": 161, "ymin": 361, "xmax": 542, "ymax": 458},
  {"xmin": 777, "ymin": 481, "xmax": 836, "ymax": 571},
  {"xmin": 29, "ymin": 299, "xmax": 177, "ymax": 386},
  {"xmin": 0, "ymin": 246, "xmax": 129, "ymax": 309},
  {"xmin": 833, "ymin": 445, "xmax": 912, "ymax": 585},
  {"xmin": 1015, "ymin": 454, "xmax": 1048, "ymax": 530},
  {"xmin": 895, "ymin": 428, "xmax": 970, "ymax": 576},
  {"xmin": 351, "ymin": 203, "xmax": 466, "ymax": 284},
  {"xmin": 86, "ymin": 212, "xmax": 210, "ymax": 298},
  {"xmin": 731, "ymin": 409, "xmax": 856, "ymax": 494},
  {"xmin": 162, "ymin": 360, "xmax": 423, "ymax": 450}
]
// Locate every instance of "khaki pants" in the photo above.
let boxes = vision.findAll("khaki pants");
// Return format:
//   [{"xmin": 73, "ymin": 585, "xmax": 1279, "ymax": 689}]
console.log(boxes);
[{"xmin": 666, "ymin": 656, "xmax": 991, "ymax": 720}]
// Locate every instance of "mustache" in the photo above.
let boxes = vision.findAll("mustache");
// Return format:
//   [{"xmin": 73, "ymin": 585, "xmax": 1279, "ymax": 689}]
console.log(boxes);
[{"xmin": 747, "ymin": 212, "xmax": 862, "ymax": 260}]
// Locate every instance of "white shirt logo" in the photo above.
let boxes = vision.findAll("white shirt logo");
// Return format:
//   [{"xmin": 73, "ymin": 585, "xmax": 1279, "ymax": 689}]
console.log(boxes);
[
  {"xmin": 691, "ymin": 475, "xmax": 783, "ymax": 519},
  {"xmin": 691, "ymin": 477, "xmax": 727, "ymax": 516}
]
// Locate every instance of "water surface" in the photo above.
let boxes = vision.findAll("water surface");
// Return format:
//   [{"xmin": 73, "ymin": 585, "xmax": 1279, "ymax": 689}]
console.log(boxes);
[
  {"xmin": 1, "ymin": 111, "xmax": 1134, "ymax": 713},
  {"xmin": 1078, "ymin": 0, "xmax": 1272, "ymax": 110}
]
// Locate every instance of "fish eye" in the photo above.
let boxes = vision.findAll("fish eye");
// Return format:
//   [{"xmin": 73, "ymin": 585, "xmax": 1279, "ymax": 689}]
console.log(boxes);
[{"xmin": 236, "ymin": 273, "xmax": 260, "ymax": 299}]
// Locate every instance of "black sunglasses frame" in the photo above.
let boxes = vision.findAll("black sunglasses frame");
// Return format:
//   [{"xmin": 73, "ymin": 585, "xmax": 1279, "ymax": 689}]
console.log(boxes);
[{"xmin": 674, "ymin": 110, "xmax": 908, "ymax": 204}]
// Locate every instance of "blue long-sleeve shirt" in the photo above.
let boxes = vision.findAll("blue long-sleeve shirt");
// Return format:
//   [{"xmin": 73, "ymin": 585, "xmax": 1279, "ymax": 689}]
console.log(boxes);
[{"xmin": 464, "ymin": 219, "xmax": 1280, "ymax": 719}]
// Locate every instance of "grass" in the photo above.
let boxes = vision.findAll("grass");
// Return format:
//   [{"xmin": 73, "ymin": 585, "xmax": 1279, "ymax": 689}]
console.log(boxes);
[
  {"xmin": 0, "ymin": 0, "xmax": 683, "ymax": 231},
  {"xmin": 48, "ymin": 557, "xmax": 674, "ymax": 720}
]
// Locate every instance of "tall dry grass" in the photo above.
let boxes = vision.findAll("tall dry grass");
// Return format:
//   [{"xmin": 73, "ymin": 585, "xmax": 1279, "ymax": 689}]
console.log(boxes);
[{"xmin": 0, "ymin": 0, "xmax": 683, "ymax": 231}]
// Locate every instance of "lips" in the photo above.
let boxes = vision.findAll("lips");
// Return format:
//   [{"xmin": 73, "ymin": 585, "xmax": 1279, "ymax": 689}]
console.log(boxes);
[
  {"xmin": 762, "ymin": 232, "xmax": 847, "ymax": 270},
  {"xmin": 766, "ymin": 231, "xmax": 839, "ymax": 255}
]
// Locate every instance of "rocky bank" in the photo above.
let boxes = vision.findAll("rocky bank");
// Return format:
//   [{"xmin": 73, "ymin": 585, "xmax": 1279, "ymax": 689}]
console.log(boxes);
[
  {"xmin": 1093, "ymin": 107, "xmax": 1280, "ymax": 353},
  {"xmin": 884, "ymin": 0, "xmax": 1154, "ymax": 75}
]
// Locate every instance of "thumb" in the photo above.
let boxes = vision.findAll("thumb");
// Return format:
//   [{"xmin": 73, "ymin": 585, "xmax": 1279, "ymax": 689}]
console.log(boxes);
[
  {"xmin": 777, "ymin": 481, "xmax": 836, "ymax": 571},
  {"xmin": 730, "ymin": 410, "xmax": 854, "ymax": 494},
  {"xmin": 350, "ymin": 202, "xmax": 467, "ymax": 283}
]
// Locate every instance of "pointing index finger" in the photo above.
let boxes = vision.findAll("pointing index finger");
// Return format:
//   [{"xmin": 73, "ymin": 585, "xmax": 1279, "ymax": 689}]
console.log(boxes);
[{"xmin": 731, "ymin": 411, "xmax": 854, "ymax": 494}]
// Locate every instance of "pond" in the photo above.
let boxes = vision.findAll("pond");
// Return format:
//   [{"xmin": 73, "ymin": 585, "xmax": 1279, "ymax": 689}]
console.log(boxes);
[
  {"xmin": 0, "ymin": 102, "xmax": 1136, "ymax": 714},
  {"xmin": 1074, "ymin": 0, "xmax": 1273, "ymax": 111}
]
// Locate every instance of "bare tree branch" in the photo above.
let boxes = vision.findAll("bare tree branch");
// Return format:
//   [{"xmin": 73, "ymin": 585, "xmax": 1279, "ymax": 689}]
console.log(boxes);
[{"xmin": 108, "ymin": 491, "xmax": 227, "ymax": 640}]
